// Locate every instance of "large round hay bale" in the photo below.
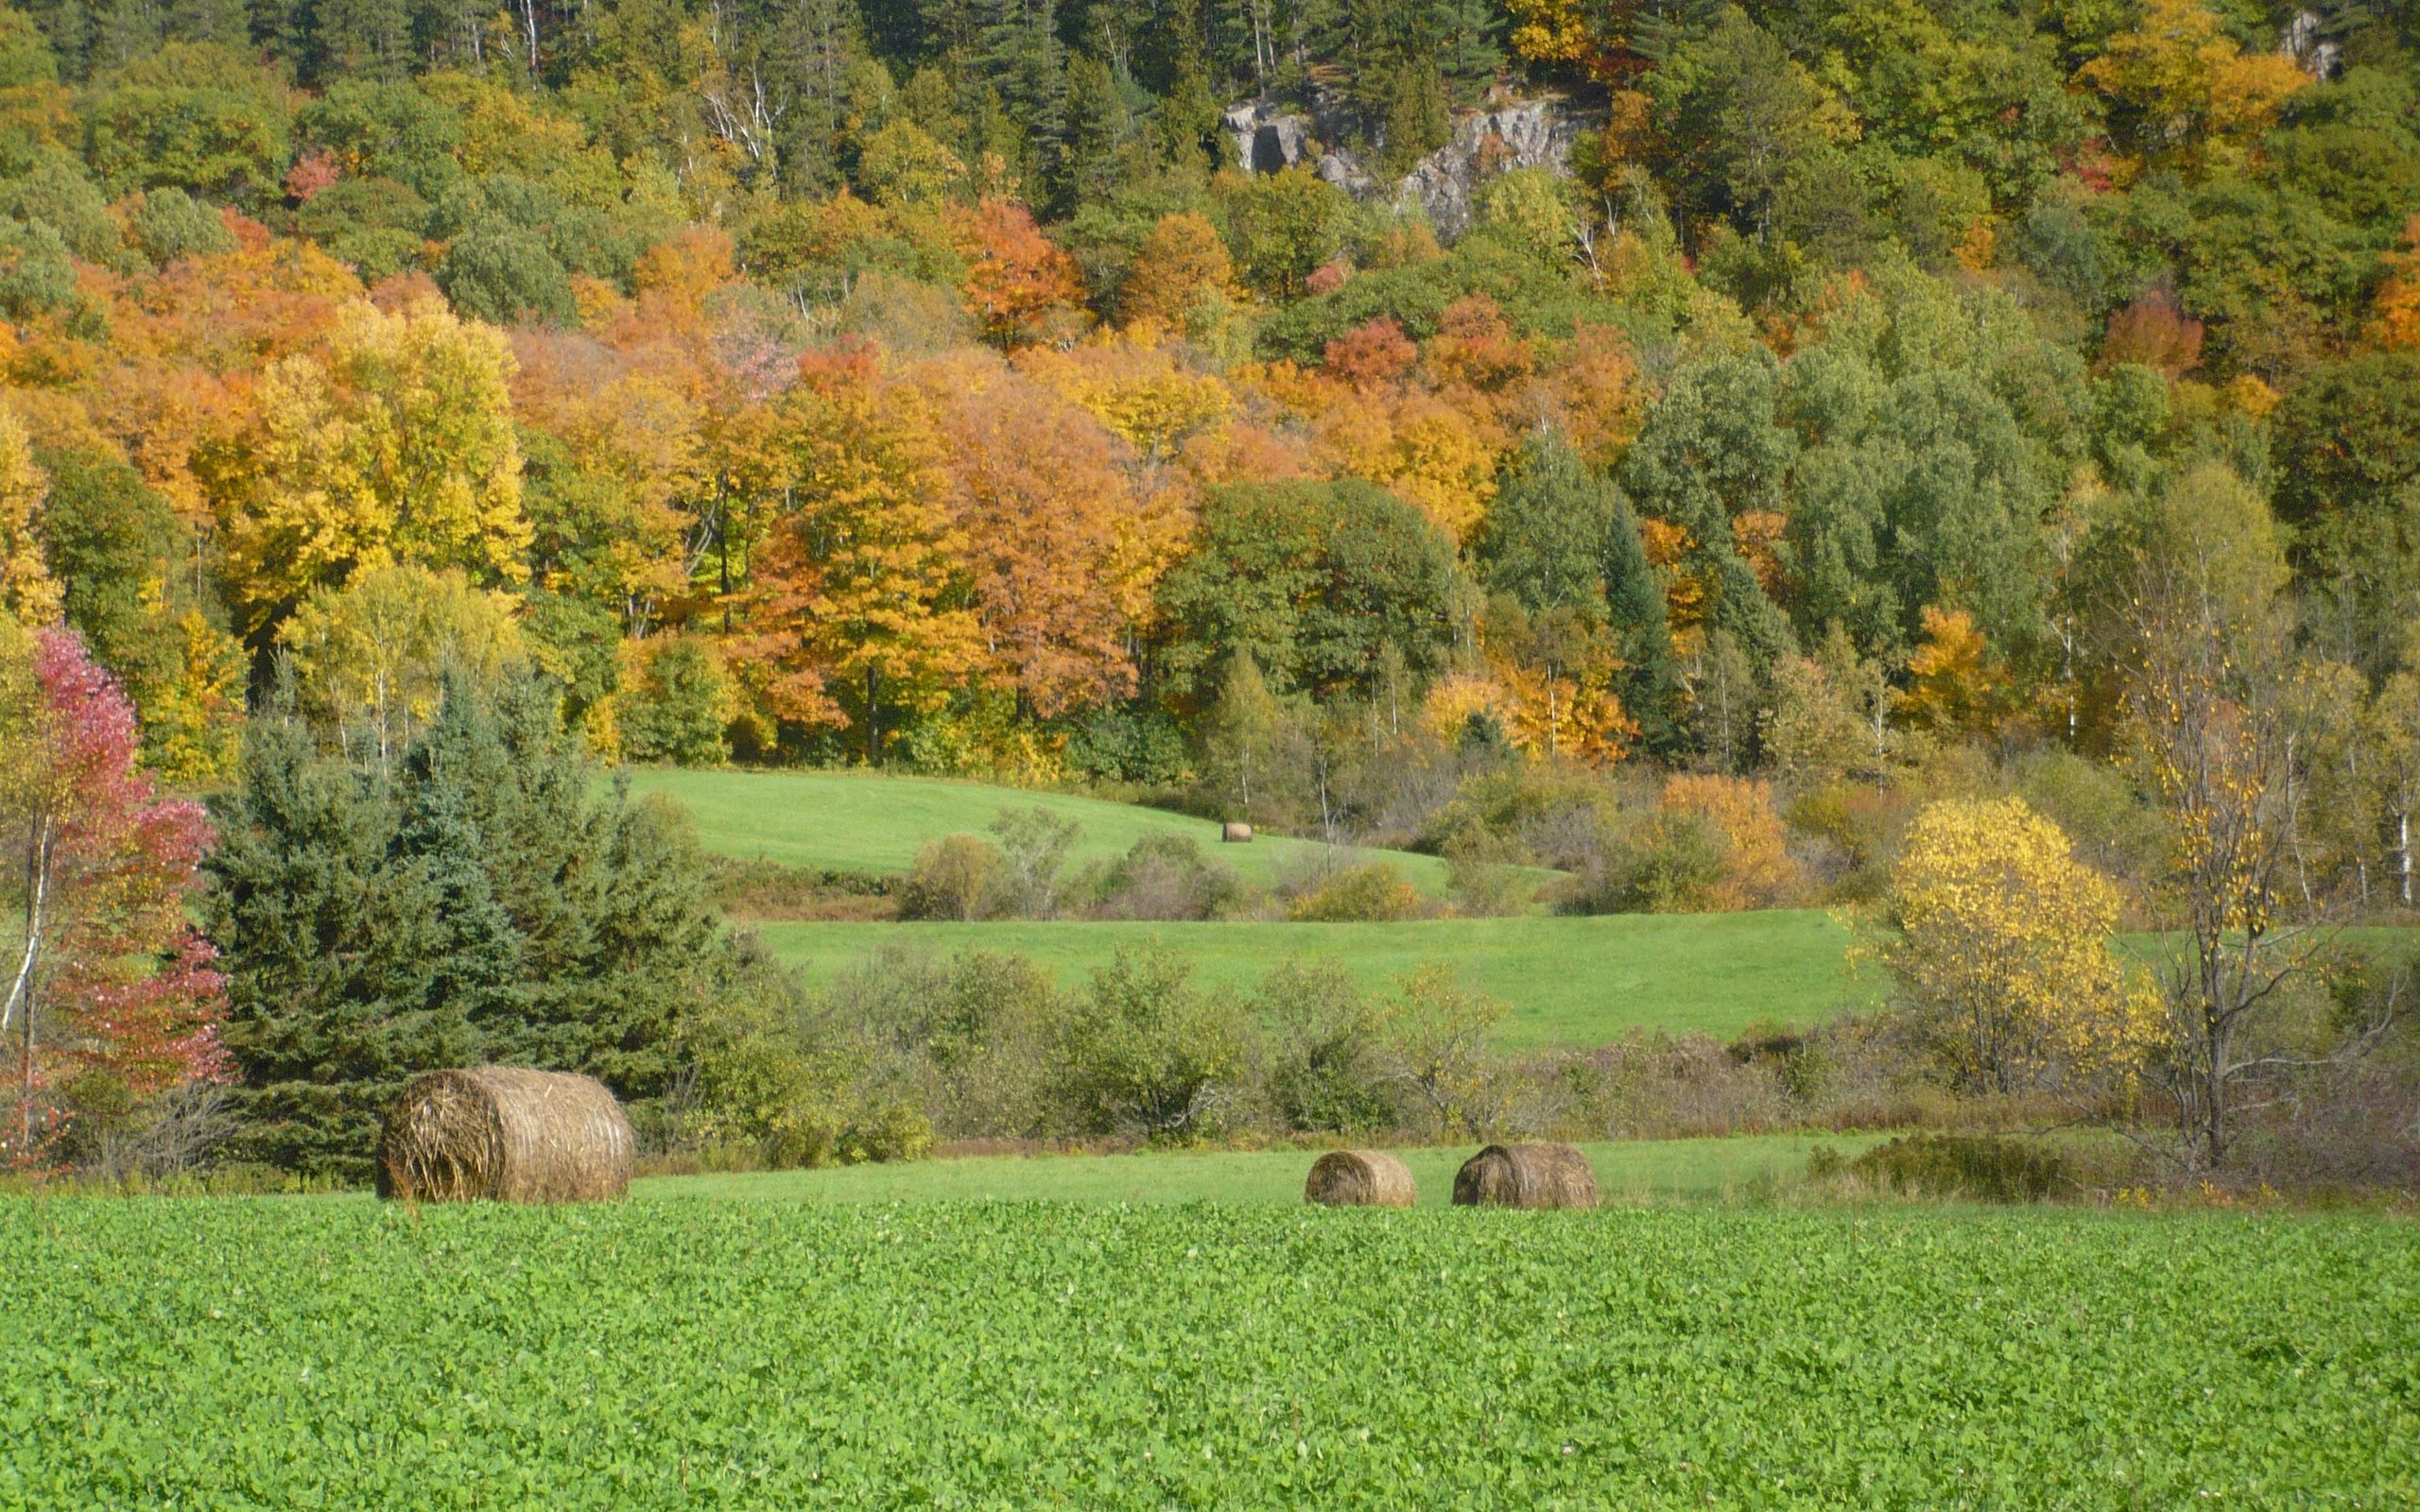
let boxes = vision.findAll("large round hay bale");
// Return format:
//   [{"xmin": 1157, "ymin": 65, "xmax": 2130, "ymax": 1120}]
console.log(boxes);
[
  {"xmin": 1451, "ymin": 1143, "xmax": 1599, "ymax": 1210},
  {"xmin": 375, "ymin": 1067, "xmax": 632, "ymax": 1204},
  {"xmin": 1221, "ymin": 821, "xmax": 1254, "ymax": 843},
  {"xmin": 1305, "ymin": 1149, "xmax": 1416, "ymax": 1207}
]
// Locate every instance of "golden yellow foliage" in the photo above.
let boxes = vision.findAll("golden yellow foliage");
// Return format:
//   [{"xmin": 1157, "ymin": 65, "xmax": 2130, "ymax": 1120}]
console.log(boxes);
[
  {"xmin": 1315, "ymin": 387, "xmax": 1503, "ymax": 542},
  {"xmin": 1503, "ymin": 0, "xmax": 1594, "ymax": 67},
  {"xmin": 1015, "ymin": 340, "xmax": 1235, "ymax": 464},
  {"xmin": 1662, "ymin": 774, "xmax": 1800, "ymax": 909},
  {"xmin": 1896, "ymin": 605, "xmax": 2005, "ymax": 735},
  {"xmin": 144, "ymin": 609, "xmax": 247, "ymax": 784},
  {"xmin": 1636, "ymin": 516, "xmax": 1706, "ymax": 627},
  {"xmin": 1497, "ymin": 660, "xmax": 1635, "ymax": 767},
  {"xmin": 2073, "ymin": 0, "xmax": 2308, "ymax": 171},
  {"xmin": 1420, "ymin": 672, "xmax": 1516, "ymax": 745},
  {"xmin": 1120, "ymin": 212, "xmax": 1236, "ymax": 332},
  {"xmin": 2365, "ymin": 215, "xmax": 2420, "ymax": 352},
  {"xmin": 218, "ymin": 299, "xmax": 530, "ymax": 631},
  {"xmin": 1887, "ymin": 796, "xmax": 2163, "ymax": 1092},
  {"xmin": 0, "ymin": 404, "xmax": 62, "ymax": 626},
  {"xmin": 279, "ymin": 563, "xmax": 527, "ymax": 757}
]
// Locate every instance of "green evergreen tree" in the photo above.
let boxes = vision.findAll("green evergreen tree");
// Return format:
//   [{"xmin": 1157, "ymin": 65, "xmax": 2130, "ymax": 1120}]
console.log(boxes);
[
  {"xmin": 1057, "ymin": 49, "xmax": 1133, "ymax": 214},
  {"xmin": 1604, "ymin": 493, "xmax": 1685, "ymax": 757},
  {"xmin": 206, "ymin": 674, "xmax": 729, "ymax": 1179}
]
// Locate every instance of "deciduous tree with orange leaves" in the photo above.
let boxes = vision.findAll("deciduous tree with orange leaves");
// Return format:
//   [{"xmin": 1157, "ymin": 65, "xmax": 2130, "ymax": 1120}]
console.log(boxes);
[
  {"xmin": 917, "ymin": 354, "xmax": 1163, "ymax": 718},
  {"xmin": 956, "ymin": 198, "xmax": 1087, "ymax": 348},
  {"xmin": 743, "ymin": 350, "xmax": 982, "ymax": 764}
]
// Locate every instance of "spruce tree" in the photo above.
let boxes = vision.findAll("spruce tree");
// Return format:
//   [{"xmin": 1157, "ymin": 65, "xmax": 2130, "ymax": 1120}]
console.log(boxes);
[
  {"xmin": 1603, "ymin": 492, "xmax": 1685, "ymax": 757},
  {"xmin": 207, "ymin": 673, "xmax": 728, "ymax": 1179}
]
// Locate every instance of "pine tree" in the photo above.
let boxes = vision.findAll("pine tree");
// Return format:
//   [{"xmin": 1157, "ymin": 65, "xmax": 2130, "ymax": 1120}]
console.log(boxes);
[
  {"xmin": 206, "ymin": 674, "xmax": 729, "ymax": 1178},
  {"xmin": 1157, "ymin": 0, "xmax": 1222, "ymax": 175},
  {"xmin": 1057, "ymin": 50, "xmax": 1133, "ymax": 214},
  {"xmin": 1604, "ymin": 490, "xmax": 1685, "ymax": 755}
]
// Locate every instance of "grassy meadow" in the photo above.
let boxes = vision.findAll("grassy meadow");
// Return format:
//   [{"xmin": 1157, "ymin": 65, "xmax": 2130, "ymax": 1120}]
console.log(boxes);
[
  {"xmin": 617, "ymin": 766, "xmax": 1882, "ymax": 1043},
  {"xmin": 8, "ymin": 1194, "xmax": 2411, "ymax": 1508},
  {"xmin": 622, "ymin": 765, "xmax": 1485, "ymax": 896},
  {"xmin": 757, "ymin": 909, "xmax": 1879, "ymax": 1045}
]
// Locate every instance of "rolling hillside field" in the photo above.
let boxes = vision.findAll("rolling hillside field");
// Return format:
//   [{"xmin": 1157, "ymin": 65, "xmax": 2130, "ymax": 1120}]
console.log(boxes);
[
  {"xmin": 621, "ymin": 765, "xmax": 1482, "ymax": 896},
  {"xmin": 756, "ymin": 910, "xmax": 1878, "ymax": 1045},
  {"xmin": 9, "ymin": 1196, "xmax": 2411, "ymax": 1507},
  {"xmin": 618, "ymin": 766, "xmax": 1882, "ymax": 1043}
]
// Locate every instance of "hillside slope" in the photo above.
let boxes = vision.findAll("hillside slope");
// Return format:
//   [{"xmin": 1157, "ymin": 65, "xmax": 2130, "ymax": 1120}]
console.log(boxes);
[{"xmin": 622, "ymin": 766, "xmax": 1488, "ymax": 898}]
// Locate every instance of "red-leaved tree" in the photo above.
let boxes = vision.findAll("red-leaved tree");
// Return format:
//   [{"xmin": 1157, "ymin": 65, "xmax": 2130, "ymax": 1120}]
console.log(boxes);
[{"xmin": 0, "ymin": 629, "xmax": 226, "ymax": 1169}]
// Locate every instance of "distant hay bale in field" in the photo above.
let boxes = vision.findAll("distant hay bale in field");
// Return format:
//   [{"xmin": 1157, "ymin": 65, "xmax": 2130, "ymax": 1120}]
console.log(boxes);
[
  {"xmin": 375, "ymin": 1068, "xmax": 632, "ymax": 1204},
  {"xmin": 1305, "ymin": 1150, "xmax": 1416, "ymax": 1207},
  {"xmin": 1221, "ymin": 821, "xmax": 1254, "ymax": 843},
  {"xmin": 1452, "ymin": 1143, "xmax": 1599, "ymax": 1210}
]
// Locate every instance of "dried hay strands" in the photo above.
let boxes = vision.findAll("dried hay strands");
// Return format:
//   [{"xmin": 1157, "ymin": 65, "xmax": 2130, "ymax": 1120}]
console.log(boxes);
[
  {"xmin": 1304, "ymin": 1149, "xmax": 1417, "ymax": 1207},
  {"xmin": 375, "ymin": 1067, "xmax": 633, "ymax": 1204},
  {"xmin": 1451, "ymin": 1143, "xmax": 1599, "ymax": 1210},
  {"xmin": 1221, "ymin": 821, "xmax": 1254, "ymax": 843}
]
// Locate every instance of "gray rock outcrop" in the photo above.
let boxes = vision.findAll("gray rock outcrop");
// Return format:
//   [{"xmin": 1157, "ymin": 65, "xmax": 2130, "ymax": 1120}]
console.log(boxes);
[{"xmin": 1222, "ymin": 93, "xmax": 1588, "ymax": 244}]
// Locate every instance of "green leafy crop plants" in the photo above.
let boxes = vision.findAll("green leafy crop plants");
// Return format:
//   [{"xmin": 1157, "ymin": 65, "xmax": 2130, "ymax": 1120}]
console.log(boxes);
[{"xmin": 3, "ymin": 1199, "xmax": 2412, "ymax": 1509}]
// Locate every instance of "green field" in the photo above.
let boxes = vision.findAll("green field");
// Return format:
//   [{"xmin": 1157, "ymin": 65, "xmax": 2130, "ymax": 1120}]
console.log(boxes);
[
  {"xmin": 759, "ymin": 909, "xmax": 1878, "ymax": 1045},
  {"xmin": 622, "ymin": 765, "xmax": 1480, "ymax": 896},
  {"xmin": 637, "ymin": 1133, "xmax": 1886, "ymax": 1204},
  {"xmin": 7, "ymin": 1196, "xmax": 2411, "ymax": 1508}
]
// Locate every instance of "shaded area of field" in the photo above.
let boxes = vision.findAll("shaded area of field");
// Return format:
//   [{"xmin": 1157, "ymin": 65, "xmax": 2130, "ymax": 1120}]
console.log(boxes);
[
  {"xmin": 7, "ymin": 1198, "xmax": 2411, "ymax": 1507},
  {"xmin": 635, "ymin": 1132, "xmax": 1886, "ymax": 1205},
  {"xmin": 757, "ymin": 909, "xmax": 1880, "ymax": 1046},
  {"xmin": 621, "ymin": 765, "xmax": 1495, "ymax": 897}
]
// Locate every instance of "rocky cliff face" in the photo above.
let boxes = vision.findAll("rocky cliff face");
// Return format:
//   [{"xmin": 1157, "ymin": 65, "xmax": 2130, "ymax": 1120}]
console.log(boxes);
[
  {"xmin": 1393, "ymin": 100, "xmax": 1586, "ymax": 241},
  {"xmin": 1221, "ymin": 94, "xmax": 1590, "ymax": 243}
]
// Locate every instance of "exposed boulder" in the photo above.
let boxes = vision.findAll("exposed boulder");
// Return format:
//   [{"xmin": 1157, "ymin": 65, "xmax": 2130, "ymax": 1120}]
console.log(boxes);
[{"xmin": 1223, "ymin": 101, "xmax": 1315, "ymax": 174}]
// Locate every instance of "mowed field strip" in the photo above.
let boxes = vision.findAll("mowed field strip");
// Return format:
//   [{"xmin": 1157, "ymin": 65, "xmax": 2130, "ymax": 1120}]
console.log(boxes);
[
  {"xmin": 635, "ymin": 1132, "xmax": 1887, "ymax": 1204},
  {"xmin": 8, "ymin": 1197, "xmax": 2411, "ymax": 1508},
  {"xmin": 755, "ymin": 911, "xmax": 1879, "ymax": 1045},
  {"xmin": 622, "ymin": 765, "xmax": 1497, "ymax": 896},
  {"xmin": 618, "ymin": 767, "xmax": 1881, "ymax": 1042}
]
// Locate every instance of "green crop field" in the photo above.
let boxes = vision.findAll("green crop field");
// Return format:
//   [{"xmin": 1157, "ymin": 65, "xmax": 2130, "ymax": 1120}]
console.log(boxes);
[
  {"xmin": 758, "ymin": 909, "xmax": 1879, "ymax": 1045},
  {"xmin": 6, "ymin": 1196, "xmax": 2411, "ymax": 1508},
  {"xmin": 621, "ymin": 765, "xmax": 1495, "ymax": 897},
  {"xmin": 636, "ymin": 1132, "xmax": 1887, "ymax": 1204}
]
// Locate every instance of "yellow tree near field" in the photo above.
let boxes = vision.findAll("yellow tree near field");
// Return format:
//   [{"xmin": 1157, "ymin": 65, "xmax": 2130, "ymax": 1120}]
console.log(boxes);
[
  {"xmin": 216, "ymin": 300, "xmax": 529, "ymax": 637},
  {"xmin": 1886, "ymin": 796, "xmax": 2161, "ymax": 1095}
]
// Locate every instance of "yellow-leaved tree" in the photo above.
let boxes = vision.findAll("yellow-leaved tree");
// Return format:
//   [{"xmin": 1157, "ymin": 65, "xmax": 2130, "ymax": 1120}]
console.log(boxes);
[
  {"xmin": 740, "ymin": 350, "xmax": 984, "ymax": 765},
  {"xmin": 217, "ymin": 299, "xmax": 530, "ymax": 638},
  {"xmin": 0, "ymin": 404, "xmax": 61, "ymax": 626},
  {"xmin": 2072, "ymin": 0, "xmax": 2308, "ymax": 175},
  {"xmin": 278, "ymin": 564, "xmax": 527, "ymax": 767},
  {"xmin": 1885, "ymin": 796, "xmax": 2162, "ymax": 1095}
]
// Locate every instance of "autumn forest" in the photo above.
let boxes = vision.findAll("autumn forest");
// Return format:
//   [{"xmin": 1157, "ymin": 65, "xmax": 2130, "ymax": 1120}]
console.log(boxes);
[{"xmin": 0, "ymin": 0, "xmax": 2418, "ymax": 1186}]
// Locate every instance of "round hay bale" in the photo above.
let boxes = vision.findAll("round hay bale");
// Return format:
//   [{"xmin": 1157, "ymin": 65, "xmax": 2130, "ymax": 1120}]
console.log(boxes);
[
  {"xmin": 1451, "ymin": 1143, "xmax": 1599, "ymax": 1210},
  {"xmin": 1221, "ymin": 821, "xmax": 1254, "ymax": 843},
  {"xmin": 1305, "ymin": 1149, "xmax": 1416, "ymax": 1207},
  {"xmin": 375, "ymin": 1067, "xmax": 632, "ymax": 1204}
]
